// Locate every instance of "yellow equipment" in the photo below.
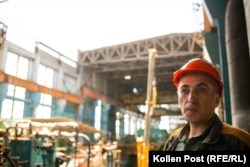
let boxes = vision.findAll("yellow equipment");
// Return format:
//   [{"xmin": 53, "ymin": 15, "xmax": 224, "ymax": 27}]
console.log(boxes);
[{"xmin": 137, "ymin": 49, "xmax": 158, "ymax": 167}]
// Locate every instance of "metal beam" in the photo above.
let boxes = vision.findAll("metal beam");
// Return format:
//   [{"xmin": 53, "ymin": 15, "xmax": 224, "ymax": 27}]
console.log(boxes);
[{"xmin": 78, "ymin": 32, "xmax": 203, "ymax": 66}]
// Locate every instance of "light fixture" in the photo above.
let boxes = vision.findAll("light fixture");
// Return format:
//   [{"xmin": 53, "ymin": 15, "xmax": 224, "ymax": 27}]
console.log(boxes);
[
  {"xmin": 132, "ymin": 87, "xmax": 139, "ymax": 94},
  {"xmin": 124, "ymin": 75, "xmax": 131, "ymax": 80}
]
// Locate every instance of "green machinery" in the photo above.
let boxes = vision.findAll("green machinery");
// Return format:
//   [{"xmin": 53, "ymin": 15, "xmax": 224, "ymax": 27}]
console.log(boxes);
[{"xmin": 0, "ymin": 118, "xmax": 93, "ymax": 167}]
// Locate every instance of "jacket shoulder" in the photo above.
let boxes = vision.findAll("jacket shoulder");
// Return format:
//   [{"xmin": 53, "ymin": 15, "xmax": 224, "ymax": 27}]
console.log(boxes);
[
  {"xmin": 221, "ymin": 123, "xmax": 250, "ymax": 147},
  {"xmin": 168, "ymin": 127, "xmax": 182, "ymax": 139},
  {"xmin": 163, "ymin": 127, "xmax": 183, "ymax": 150}
]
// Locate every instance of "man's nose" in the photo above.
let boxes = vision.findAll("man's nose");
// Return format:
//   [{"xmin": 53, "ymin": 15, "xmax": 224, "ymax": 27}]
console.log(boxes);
[{"xmin": 187, "ymin": 90, "xmax": 196, "ymax": 102}]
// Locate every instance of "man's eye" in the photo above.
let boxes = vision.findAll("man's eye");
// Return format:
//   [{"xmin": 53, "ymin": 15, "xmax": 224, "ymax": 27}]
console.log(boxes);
[
  {"xmin": 197, "ymin": 87, "xmax": 206, "ymax": 93},
  {"xmin": 181, "ymin": 89, "xmax": 189, "ymax": 94}
]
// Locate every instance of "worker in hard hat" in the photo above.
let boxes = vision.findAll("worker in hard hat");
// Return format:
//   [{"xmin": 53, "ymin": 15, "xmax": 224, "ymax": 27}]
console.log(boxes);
[{"xmin": 163, "ymin": 58, "xmax": 250, "ymax": 151}]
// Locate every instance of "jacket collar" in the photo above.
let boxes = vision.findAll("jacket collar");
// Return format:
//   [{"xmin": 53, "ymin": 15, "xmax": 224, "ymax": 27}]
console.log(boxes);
[{"xmin": 178, "ymin": 114, "xmax": 223, "ymax": 144}]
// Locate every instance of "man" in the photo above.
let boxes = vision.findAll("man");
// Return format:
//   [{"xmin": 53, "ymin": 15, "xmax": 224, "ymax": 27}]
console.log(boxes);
[{"xmin": 163, "ymin": 58, "xmax": 250, "ymax": 151}]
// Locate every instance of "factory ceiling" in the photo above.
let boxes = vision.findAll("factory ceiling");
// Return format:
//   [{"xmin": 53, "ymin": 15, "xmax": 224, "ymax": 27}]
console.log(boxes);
[{"xmin": 78, "ymin": 32, "xmax": 203, "ymax": 116}]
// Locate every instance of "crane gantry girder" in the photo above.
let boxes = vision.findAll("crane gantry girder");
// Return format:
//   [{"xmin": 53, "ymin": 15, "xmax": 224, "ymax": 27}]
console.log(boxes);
[{"xmin": 78, "ymin": 32, "xmax": 203, "ymax": 71}]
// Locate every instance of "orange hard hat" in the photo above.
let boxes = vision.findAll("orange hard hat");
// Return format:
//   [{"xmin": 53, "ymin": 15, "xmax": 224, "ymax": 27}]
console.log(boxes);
[{"xmin": 173, "ymin": 58, "xmax": 223, "ymax": 97}]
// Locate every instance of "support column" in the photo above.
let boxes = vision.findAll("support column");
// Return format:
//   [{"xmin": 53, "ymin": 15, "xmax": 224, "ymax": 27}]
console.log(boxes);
[
  {"xmin": 82, "ymin": 99, "xmax": 97, "ymax": 126},
  {"xmin": 62, "ymin": 102, "xmax": 77, "ymax": 119},
  {"xmin": 101, "ymin": 103, "xmax": 111, "ymax": 132},
  {"xmin": 52, "ymin": 65, "xmax": 66, "ymax": 116},
  {"xmin": 243, "ymin": 0, "xmax": 250, "ymax": 56},
  {"xmin": 0, "ymin": 30, "xmax": 8, "ymax": 116},
  {"xmin": 0, "ymin": 83, "xmax": 7, "ymax": 116},
  {"xmin": 24, "ymin": 91, "xmax": 41, "ymax": 117},
  {"xmin": 26, "ymin": 50, "xmax": 41, "ymax": 117},
  {"xmin": 204, "ymin": 0, "xmax": 232, "ymax": 123},
  {"xmin": 118, "ymin": 109, "xmax": 125, "ymax": 140},
  {"xmin": 108, "ymin": 106, "xmax": 118, "ymax": 141},
  {"xmin": 0, "ymin": 39, "xmax": 8, "ymax": 71},
  {"xmin": 225, "ymin": 0, "xmax": 250, "ymax": 132},
  {"xmin": 52, "ymin": 99, "xmax": 66, "ymax": 117}
]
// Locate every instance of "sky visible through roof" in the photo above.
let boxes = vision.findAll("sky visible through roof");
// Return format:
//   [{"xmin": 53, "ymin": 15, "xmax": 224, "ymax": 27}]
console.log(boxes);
[{"xmin": 0, "ymin": 0, "xmax": 203, "ymax": 61}]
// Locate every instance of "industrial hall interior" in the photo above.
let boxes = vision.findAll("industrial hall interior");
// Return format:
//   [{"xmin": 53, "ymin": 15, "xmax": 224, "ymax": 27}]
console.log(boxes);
[{"xmin": 0, "ymin": 0, "xmax": 250, "ymax": 167}]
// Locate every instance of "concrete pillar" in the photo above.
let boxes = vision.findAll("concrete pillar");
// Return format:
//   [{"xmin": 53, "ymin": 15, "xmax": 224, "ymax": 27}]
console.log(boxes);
[
  {"xmin": 24, "ymin": 91, "xmax": 41, "ymax": 117},
  {"xmin": 83, "ymin": 99, "xmax": 97, "ymax": 126},
  {"xmin": 27, "ymin": 52, "xmax": 41, "ymax": 117},
  {"xmin": 101, "ymin": 103, "xmax": 111, "ymax": 132},
  {"xmin": 31, "ymin": 53, "xmax": 40, "ymax": 82},
  {"xmin": 0, "ymin": 40, "xmax": 8, "ymax": 71},
  {"xmin": 0, "ymin": 83, "xmax": 7, "ymax": 116},
  {"xmin": 52, "ymin": 65, "xmax": 66, "ymax": 116},
  {"xmin": 52, "ymin": 98, "xmax": 66, "ymax": 117},
  {"xmin": 225, "ymin": 0, "xmax": 250, "ymax": 132},
  {"xmin": 119, "ymin": 110, "xmax": 125, "ymax": 139},
  {"xmin": 0, "ymin": 39, "xmax": 9, "ymax": 119},
  {"xmin": 62, "ymin": 102, "xmax": 77, "ymax": 119},
  {"xmin": 108, "ymin": 106, "xmax": 118, "ymax": 141}
]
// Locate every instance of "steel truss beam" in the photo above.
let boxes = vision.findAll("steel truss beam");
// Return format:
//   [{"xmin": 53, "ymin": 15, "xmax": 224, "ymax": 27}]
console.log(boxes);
[{"xmin": 78, "ymin": 32, "xmax": 203, "ymax": 71}]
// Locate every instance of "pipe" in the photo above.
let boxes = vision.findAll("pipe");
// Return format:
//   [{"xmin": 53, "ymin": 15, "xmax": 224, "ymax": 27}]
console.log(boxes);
[{"xmin": 225, "ymin": 0, "xmax": 250, "ymax": 132}]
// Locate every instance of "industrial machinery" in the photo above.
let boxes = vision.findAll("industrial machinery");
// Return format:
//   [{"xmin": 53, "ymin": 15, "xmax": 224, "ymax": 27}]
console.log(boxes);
[{"xmin": 0, "ymin": 117, "xmax": 113, "ymax": 167}]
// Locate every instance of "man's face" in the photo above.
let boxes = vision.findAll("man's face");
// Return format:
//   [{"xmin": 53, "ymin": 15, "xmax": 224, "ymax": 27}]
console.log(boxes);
[{"xmin": 177, "ymin": 73, "xmax": 220, "ymax": 125}]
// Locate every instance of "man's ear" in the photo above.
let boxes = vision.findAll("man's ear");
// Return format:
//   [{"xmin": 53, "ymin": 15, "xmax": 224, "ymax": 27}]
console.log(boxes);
[{"xmin": 214, "ymin": 94, "xmax": 220, "ymax": 108}]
